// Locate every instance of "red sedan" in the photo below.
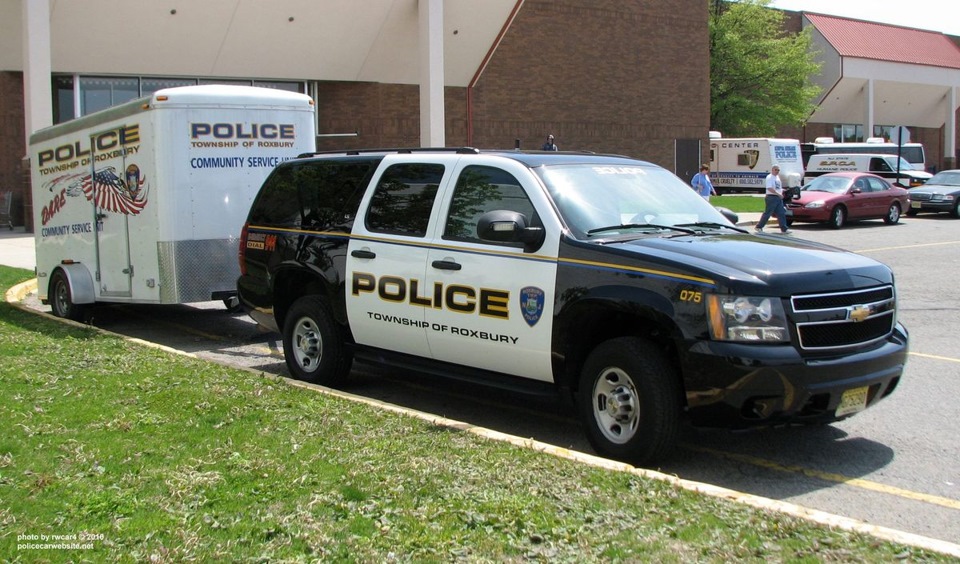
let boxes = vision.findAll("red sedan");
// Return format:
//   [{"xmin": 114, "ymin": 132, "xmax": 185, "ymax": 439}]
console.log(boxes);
[{"xmin": 785, "ymin": 172, "xmax": 909, "ymax": 229}]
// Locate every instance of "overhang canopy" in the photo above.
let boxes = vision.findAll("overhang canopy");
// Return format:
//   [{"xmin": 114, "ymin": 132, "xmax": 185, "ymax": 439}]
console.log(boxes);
[
  {"xmin": 804, "ymin": 13, "xmax": 960, "ymax": 129},
  {"xmin": 1, "ymin": 0, "xmax": 518, "ymax": 87}
]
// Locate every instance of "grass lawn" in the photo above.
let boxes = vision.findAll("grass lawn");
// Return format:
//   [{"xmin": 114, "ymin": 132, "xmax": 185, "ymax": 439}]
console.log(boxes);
[
  {"xmin": 0, "ymin": 265, "xmax": 951, "ymax": 562},
  {"xmin": 711, "ymin": 195, "xmax": 767, "ymax": 213}
]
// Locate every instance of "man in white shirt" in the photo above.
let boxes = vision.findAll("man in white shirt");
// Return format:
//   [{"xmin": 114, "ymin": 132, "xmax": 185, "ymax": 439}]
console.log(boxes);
[{"xmin": 755, "ymin": 165, "xmax": 791, "ymax": 234}]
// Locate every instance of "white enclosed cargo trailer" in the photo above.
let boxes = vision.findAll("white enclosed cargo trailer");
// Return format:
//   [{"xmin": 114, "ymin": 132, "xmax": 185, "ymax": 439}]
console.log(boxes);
[
  {"xmin": 708, "ymin": 137, "xmax": 804, "ymax": 194},
  {"xmin": 30, "ymin": 85, "xmax": 316, "ymax": 320}
]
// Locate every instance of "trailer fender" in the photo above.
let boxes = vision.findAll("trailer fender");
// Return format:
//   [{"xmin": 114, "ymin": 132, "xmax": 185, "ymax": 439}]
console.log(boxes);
[{"xmin": 53, "ymin": 263, "xmax": 96, "ymax": 304}]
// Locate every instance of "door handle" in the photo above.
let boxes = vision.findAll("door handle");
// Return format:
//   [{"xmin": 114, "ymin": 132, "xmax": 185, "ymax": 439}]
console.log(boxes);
[
  {"xmin": 351, "ymin": 249, "xmax": 376, "ymax": 259},
  {"xmin": 431, "ymin": 260, "xmax": 461, "ymax": 271}
]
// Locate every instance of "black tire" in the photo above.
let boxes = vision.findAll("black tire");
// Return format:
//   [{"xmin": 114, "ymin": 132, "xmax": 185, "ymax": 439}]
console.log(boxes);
[
  {"xmin": 49, "ymin": 270, "xmax": 86, "ymax": 322},
  {"xmin": 883, "ymin": 203, "xmax": 901, "ymax": 224},
  {"xmin": 577, "ymin": 337, "xmax": 681, "ymax": 466},
  {"xmin": 905, "ymin": 209, "xmax": 918, "ymax": 217},
  {"xmin": 282, "ymin": 295, "xmax": 352, "ymax": 386},
  {"xmin": 828, "ymin": 206, "xmax": 846, "ymax": 229},
  {"xmin": 952, "ymin": 200, "xmax": 960, "ymax": 219}
]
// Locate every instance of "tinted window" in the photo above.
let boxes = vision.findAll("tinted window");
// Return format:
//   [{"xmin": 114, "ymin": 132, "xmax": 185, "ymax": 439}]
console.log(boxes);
[
  {"xmin": 248, "ymin": 166, "xmax": 301, "ymax": 226},
  {"xmin": 248, "ymin": 159, "xmax": 380, "ymax": 228},
  {"xmin": 444, "ymin": 166, "xmax": 538, "ymax": 244},
  {"xmin": 298, "ymin": 160, "xmax": 379, "ymax": 230},
  {"xmin": 366, "ymin": 163, "xmax": 444, "ymax": 237}
]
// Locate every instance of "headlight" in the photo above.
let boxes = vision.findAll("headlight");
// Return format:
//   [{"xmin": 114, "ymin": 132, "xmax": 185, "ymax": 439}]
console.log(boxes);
[
  {"xmin": 707, "ymin": 294, "xmax": 789, "ymax": 342},
  {"xmin": 804, "ymin": 201, "xmax": 825, "ymax": 209}
]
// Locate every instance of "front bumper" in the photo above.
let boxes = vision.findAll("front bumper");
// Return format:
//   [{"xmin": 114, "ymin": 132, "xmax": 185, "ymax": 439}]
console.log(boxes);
[
  {"xmin": 909, "ymin": 200, "xmax": 953, "ymax": 213},
  {"xmin": 679, "ymin": 323, "xmax": 908, "ymax": 428}
]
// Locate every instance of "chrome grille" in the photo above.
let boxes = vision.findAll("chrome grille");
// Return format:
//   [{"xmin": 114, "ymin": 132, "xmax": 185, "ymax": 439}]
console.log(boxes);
[
  {"xmin": 909, "ymin": 192, "xmax": 932, "ymax": 202},
  {"xmin": 791, "ymin": 286, "xmax": 896, "ymax": 350}
]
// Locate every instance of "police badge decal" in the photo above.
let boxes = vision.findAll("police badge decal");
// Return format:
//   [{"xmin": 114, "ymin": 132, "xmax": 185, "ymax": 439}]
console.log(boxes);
[{"xmin": 520, "ymin": 286, "xmax": 545, "ymax": 327}]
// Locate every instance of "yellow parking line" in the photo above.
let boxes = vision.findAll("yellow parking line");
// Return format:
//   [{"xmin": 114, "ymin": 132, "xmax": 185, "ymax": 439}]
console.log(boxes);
[
  {"xmin": 854, "ymin": 240, "xmax": 960, "ymax": 253},
  {"xmin": 684, "ymin": 445, "xmax": 960, "ymax": 511},
  {"xmin": 909, "ymin": 352, "xmax": 960, "ymax": 363}
]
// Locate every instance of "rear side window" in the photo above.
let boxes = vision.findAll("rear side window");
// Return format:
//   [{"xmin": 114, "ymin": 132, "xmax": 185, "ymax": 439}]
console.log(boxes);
[
  {"xmin": 248, "ymin": 166, "xmax": 300, "ymax": 226},
  {"xmin": 248, "ymin": 159, "xmax": 379, "ymax": 228},
  {"xmin": 298, "ymin": 161, "xmax": 377, "ymax": 230},
  {"xmin": 366, "ymin": 163, "xmax": 444, "ymax": 237}
]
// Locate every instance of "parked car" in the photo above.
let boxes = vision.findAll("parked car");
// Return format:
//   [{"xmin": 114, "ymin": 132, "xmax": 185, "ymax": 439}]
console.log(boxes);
[
  {"xmin": 785, "ymin": 172, "xmax": 909, "ymax": 229},
  {"xmin": 905, "ymin": 169, "xmax": 960, "ymax": 218}
]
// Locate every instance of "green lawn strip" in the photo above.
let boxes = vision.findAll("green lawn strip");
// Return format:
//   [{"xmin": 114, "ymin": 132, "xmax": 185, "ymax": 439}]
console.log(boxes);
[
  {"xmin": 712, "ymin": 196, "xmax": 767, "ymax": 213},
  {"xmin": 0, "ymin": 266, "xmax": 949, "ymax": 562}
]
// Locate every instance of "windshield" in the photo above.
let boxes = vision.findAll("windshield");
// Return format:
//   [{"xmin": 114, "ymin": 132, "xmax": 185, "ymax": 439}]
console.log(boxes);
[
  {"xmin": 803, "ymin": 176, "xmax": 852, "ymax": 194},
  {"xmin": 533, "ymin": 164, "xmax": 730, "ymax": 239},
  {"xmin": 883, "ymin": 156, "xmax": 914, "ymax": 172},
  {"xmin": 927, "ymin": 171, "xmax": 960, "ymax": 186}
]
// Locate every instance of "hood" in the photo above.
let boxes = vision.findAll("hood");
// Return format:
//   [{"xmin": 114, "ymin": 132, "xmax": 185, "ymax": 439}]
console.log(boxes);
[
  {"xmin": 596, "ymin": 233, "xmax": 892, "ymax": 295},
  {"xmin": 910, "ymin": 183, "xmax": 960, "ymax": 195}
]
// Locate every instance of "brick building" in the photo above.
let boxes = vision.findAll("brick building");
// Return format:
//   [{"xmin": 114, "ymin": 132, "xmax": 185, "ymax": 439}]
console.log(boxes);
[{"xmin": 0, "ymin": 0, "xmax": 710, "ymax": 231}]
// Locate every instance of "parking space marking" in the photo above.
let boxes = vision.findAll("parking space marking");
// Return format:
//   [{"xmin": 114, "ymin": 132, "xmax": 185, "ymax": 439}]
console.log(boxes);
[
  {"xmin": 853, "ymin": 240, "xmax": 960, "ymax": 253},
  {"xmin": 909, "ymin": 352, "xmax": 960, "ymax": 363},
  {"xmin": 684, "ymin": 445, "xmax": 960, "ymax": 511}
]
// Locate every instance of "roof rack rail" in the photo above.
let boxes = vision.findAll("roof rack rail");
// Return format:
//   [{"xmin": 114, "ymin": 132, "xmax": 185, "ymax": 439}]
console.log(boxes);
[{"xmin": 296, "ymin": 147, "xmax": 480, "ymax": 158}]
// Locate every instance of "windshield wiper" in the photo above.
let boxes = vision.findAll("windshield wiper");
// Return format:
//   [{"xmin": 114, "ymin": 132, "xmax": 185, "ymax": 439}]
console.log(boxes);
[
  {"xmin": 675, "ymin": 222, "xmax": 748, "ymax": 233},
  {"xmin": 587, "ymin": 223, "xmax": 696, "ymax": 236}
]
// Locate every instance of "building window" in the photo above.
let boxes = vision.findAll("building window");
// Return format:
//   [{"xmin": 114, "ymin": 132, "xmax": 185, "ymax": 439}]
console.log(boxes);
[
  {"xmin": 52, "ymin": 74, "xmax": 307, "ymax": 124},
  {"xmin": 833, "ymin": 124, "xmax": 864, "ymax": 143},
  {"xmin": 79, "ymin": 76, "xmax": 139, "ymax": 115}
]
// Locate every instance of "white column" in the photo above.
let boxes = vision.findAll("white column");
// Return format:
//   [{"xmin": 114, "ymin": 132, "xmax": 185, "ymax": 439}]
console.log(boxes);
[
  {"xmin": 863, "ymin": 79, "xmax": 874, "ymax": 140},
  {"xmin": 22, "ymin": 0, "xmax": 53, "ymax": 145},
  {"xmin": 419, "ymin": 0, "xmax": 445, "ymax": 147},
  {"xmin": 946, "ymin": 86, "xmax": 957, "ymax": 168}
]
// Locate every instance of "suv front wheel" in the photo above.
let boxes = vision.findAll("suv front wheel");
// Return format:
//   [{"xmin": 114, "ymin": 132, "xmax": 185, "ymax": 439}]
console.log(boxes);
[
  {"xmin": 578, "ymin": 337, "xmax": 681, "ymax": 466},
  {"xmin": 282, "ymin": 295, "xmax": 353, "ymax": 386}
]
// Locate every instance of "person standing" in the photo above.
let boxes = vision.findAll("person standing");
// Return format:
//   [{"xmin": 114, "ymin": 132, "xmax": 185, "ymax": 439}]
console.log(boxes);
[
  {"xmin": 755, "ymin": 165, "xmax": 791, "ymax": 234},
  {"xmin": 690, "ymin": 164, "xmax": 717, "ymax": 200},
  {"xmin": 541, "ymin": 134, "xmax": 558, "ymax": 151}
]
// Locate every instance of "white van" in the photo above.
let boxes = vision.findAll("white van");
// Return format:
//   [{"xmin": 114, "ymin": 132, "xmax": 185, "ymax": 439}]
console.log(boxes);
[
  {"xmin": 709, "ymin": 137, "xmax": 803, "ymax": 194},
  {"xmin": 801, "ymin": 139, "xmax": 927, "ymax": 171},
  {"xmin": 803, "ymin": 153, "xmax": 932, "ymax": 187}
]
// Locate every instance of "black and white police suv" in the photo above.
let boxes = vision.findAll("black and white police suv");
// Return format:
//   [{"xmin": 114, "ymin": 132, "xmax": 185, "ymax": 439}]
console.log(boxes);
[{"xmin": 237, "ymin": 148, "xmax": 908, "ymax": 465}]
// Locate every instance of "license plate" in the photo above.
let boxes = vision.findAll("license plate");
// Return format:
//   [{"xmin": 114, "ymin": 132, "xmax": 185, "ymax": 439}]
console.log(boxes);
[
  {"xmin": 911, "ymin": 201, "xmax": 921, "ymax": 209},
  {"xmin": 836, "ymin": 386, "xmax": 869, "ymax": 417}
]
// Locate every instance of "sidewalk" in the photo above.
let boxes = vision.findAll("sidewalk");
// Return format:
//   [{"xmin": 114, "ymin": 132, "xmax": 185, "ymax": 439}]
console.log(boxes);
[{"xmin": 0, "ymin": 227, "xmax": 35, "ymax": 271}]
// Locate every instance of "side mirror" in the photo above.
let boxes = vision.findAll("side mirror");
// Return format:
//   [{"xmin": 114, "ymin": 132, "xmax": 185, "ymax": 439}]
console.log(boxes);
[
  {"xmin": 850, "ymin": 188, "xmax": 862, "ymax": 194},
  {"xmin": 477, "ymin": 210, "xmax": 545, "ymax": 250},
  {"xmin": 715, "ymin": 206, "xmax": 739, "ymax": 224}
]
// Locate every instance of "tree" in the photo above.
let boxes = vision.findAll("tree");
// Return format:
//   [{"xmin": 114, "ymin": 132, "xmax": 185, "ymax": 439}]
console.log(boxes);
[{"xmin": 709, "ymin": 0, "xmax": 821, "ymax": 137}]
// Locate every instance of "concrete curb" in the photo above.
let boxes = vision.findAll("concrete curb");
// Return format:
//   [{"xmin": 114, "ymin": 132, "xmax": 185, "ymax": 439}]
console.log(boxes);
[{"xmin": 4, "ymin": 278, "xmax": 959, "ymax": 558}]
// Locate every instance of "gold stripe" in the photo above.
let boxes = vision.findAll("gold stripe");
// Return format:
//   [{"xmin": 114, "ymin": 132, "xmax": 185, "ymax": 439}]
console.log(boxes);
[{"xmin": 246, "ymin": 226, "xmax": 716, "ymax": 286}]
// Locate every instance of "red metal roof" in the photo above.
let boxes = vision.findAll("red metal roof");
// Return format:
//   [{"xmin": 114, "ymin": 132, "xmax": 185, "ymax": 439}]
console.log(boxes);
[{"xmin": 805, "ymin": 12, "xmax": 960, "ymax": 69}]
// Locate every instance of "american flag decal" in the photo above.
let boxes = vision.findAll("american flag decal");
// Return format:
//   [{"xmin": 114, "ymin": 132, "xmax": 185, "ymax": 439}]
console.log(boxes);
[{"xmin": 79, "ymin": 166, "xmax": 149, "ymax": 216}]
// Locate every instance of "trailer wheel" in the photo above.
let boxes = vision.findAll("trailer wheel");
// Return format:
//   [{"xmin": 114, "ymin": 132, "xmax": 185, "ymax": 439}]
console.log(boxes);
[
  {"xmin": 578, "ymin": 337, "xmax": 681, "ymax": 466},
  {"xmin": 282, "ymin": 295, "xmax": 352, "ymax": 386},
  {"xmin": 49, "ymin": 270, "xmax": 86, "ymax": 322}
]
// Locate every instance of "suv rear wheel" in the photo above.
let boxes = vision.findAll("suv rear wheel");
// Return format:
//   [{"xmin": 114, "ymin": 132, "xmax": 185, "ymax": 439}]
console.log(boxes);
[
  {"xmin": 578, "ymin": 337, "xmax": 680, "ymax": 466},
  {"xmin": 282, "ymin": 295, "xmax": 352, "ymax": 386}
]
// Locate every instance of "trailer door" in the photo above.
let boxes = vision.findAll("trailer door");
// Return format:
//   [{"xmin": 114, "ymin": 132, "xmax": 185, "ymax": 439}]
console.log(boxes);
[{"xmin": 90, "ymin": 143, "xmax": 138, "ymax": 298}]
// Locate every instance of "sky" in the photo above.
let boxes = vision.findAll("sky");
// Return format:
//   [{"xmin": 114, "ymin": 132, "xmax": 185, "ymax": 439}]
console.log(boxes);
[{"xmin": 769, "ymin": 0, "xmax": 960, "ymax": 37}]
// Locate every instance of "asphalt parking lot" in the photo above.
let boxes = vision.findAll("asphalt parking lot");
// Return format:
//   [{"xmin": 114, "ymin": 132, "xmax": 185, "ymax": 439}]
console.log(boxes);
[{"xmin": 5, "ymin": 214, "xmax": 960, "ymax": 549}]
